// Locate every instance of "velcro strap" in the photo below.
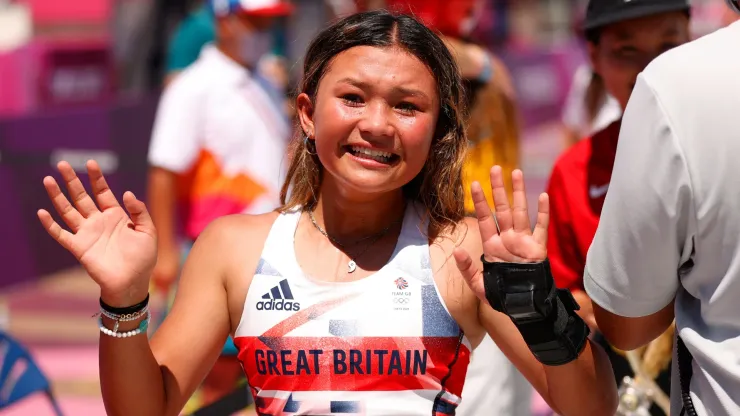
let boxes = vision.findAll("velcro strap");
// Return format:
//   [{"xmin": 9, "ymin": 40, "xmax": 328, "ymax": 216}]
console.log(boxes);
[
  {"xmin": 481, "ymin": 257, "xmax": 589, "ymax": 366},
  {"xmin": 516, "ymin": 291, "xmax": 589, "ymax": 365},
  {"xmin": 557, "ymin": 288, "xmax": 581, "ymax": 311},
  {"xmin": 482, "ymin": 258, "xmax": 555, "ymax": 321}
]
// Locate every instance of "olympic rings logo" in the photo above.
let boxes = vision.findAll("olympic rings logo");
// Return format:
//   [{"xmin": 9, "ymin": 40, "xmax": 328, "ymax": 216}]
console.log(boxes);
[{"xmin": 393, "ymin": 298, "xmax": 410, "ymax": 304}]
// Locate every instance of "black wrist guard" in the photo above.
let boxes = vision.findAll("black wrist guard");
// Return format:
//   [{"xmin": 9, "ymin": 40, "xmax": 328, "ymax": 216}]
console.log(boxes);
[{"xmin": 482, "ymin": 257, "xmax": 590, "ymax": 366}]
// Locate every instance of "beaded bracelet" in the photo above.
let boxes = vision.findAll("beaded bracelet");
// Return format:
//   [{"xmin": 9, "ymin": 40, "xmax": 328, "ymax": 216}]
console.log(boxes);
[
  {"xmin": 98, "ymin": 306, "xmax": 149, "ymax": 323},
  {"xmin": 98, "ymin": 311, "xmax": 150, "ymax": 338}
]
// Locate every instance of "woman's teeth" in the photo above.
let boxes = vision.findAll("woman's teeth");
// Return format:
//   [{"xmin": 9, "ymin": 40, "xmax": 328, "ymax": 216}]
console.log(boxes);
[{"xmin": 350, "ymin": 146, "xmax": 394, "ymax": 163}]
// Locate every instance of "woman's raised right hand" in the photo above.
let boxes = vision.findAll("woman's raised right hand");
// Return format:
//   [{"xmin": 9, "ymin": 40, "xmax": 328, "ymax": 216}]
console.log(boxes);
[{"xmin": 37, "ymin": 160, "xmax": 157, "ymax": 307}]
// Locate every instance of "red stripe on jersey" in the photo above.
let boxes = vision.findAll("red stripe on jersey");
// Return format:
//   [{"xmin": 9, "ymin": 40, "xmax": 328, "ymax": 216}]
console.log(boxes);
[{"xmin": 234, "ymin": 336, "xmax": 470, "ymax": 396}]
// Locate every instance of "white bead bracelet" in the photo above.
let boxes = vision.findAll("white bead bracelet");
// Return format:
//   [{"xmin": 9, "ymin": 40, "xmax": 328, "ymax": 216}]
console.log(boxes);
[{"xmin": 98, "ymin": 311, "xmax": 150, "ymax": 338}]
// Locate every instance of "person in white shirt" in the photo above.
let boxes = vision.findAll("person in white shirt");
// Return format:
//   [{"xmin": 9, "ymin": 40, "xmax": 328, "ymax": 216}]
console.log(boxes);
[
  {"xmin": 146, "ymin": 0, "xmax": 293, "ymax": 407},
  {"xmin": 584, "ymin": 9, "xmax": 740, "ymax": 416}
]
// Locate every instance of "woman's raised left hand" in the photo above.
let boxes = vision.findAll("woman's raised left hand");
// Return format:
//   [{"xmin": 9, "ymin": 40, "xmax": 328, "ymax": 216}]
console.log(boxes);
[{"xmin": 454, "ymin": 166, "xmax": 549, "ymax": 303}]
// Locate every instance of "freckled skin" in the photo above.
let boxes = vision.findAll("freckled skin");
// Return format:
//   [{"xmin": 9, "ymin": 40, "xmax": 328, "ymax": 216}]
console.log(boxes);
[{"xmin": 303, "ymin": 46, "xmax": 440, "ymax": 199}]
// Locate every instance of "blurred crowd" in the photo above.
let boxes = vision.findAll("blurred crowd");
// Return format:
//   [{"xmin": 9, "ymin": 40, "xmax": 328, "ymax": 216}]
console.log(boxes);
[{"xmin": 0, "ymin": 0, "xmax": 738, "ymax": 415}]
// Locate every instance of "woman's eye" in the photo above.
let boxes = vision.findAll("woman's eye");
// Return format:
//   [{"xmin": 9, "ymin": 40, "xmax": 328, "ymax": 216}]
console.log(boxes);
[
  {"xmin": 341, "ymin": 94, "xmax": 363, "ymax": 105},
  {"xmin": 397, "ymin": 102, "xmax": 418, "ymax": 114}
]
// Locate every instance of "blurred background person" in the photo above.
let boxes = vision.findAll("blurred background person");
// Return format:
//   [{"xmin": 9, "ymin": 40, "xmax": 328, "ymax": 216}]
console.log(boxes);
[
  {"xmin": 559, "ymin": 5, "xmax": 622, "ymax": 149},
  {"xmin": 448, "ymin": 34, "xmax": 531, "ymax": 416},
  {"xmin": 162, "ymin": 0, "xmax": 292, "ymax": 93},
  {"xmin": 146, "ymin": 0, "xmax": 293, "ymax": 409},
  {"xmin": 560, "ymin": 63, "xmax": 621, "ymax": 148},
  {"xmin": 585, "ymin": 3, "xmax": 740, "ymax": 415},
  {"xmin": 164, "ymin": 0, "xmax": 215, "ymax": 85},
  {"xmin": 546, "ymin": 0, "xmax": 692, "ymax": 414},
  {"xmin": 371, "ymin": 1, "xmax": 531, "ymax": 415}
]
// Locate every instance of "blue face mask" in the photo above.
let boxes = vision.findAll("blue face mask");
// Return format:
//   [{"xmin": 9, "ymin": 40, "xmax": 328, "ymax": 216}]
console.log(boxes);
[{"xmin": 237, "ymin": 28, "xmax": 274, "ymax": 68}]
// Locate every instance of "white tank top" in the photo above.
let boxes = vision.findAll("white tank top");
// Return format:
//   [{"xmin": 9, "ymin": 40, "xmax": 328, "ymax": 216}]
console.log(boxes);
[{"xmin": 233, "ymin": 204, "xmax": 472, "ymax": 415}]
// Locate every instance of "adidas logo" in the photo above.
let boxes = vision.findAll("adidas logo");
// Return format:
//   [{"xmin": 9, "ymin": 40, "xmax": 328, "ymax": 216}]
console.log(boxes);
[{"xmin": 256, "ymin": 279, "xmax": 301, "ymax": 312}]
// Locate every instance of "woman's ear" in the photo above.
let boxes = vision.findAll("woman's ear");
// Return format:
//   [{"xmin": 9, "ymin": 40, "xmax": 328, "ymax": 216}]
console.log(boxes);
[{"xmin": 296, "ymin": 93, "xmax": 315, "ymax": 139}]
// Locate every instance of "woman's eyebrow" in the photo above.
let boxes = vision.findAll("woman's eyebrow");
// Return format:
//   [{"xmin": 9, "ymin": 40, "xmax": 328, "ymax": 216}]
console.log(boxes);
[{"xmin": 336, "ymin": 77, "xmax": 431, "ymax": 101}]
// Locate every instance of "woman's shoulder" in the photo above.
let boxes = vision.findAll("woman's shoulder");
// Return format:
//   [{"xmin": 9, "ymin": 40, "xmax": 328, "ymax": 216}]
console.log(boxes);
[{"xmin": 194, "ymin": 211, "xmax": 281, "ymax": 252}]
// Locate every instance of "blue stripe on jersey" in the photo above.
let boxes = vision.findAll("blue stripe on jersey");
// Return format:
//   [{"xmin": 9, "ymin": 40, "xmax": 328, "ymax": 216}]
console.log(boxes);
[
  {"xmin": 432, "ymin": 398, "xmax": 458, "ymax": 415},
  {"xmin": 421, "ymin": 285, "xmax": 461, "ymax": 337},
  {"xmin": 331, "ymin": 401, "xmax": 361, "ymax": 413},
  {"xmin": 255, "ymin": 258, "xmax": 283, "ymax": 277},
  {"xmin": 329, "ymin": 320, "xmax": 359, "ymax": 336},
  {"xmin": 283, "ymin": 394, "xmax": 300, "ymax": 412}
]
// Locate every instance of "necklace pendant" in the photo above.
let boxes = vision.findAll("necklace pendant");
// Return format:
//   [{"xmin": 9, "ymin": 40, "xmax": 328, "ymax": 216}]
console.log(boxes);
[{"xmin": 348, "ymin": 260, "xmax": 357, "ymax": 273}]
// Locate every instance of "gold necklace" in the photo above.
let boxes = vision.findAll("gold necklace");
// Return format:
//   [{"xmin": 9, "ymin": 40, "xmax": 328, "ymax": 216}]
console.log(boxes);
[{"xmin": 307, "ymin": 210, "xmax": 403, "ymax": 273}]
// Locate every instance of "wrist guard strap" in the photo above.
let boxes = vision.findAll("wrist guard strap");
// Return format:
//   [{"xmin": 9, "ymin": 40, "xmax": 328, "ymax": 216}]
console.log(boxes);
[{"xmin": 482, "ymin": 257, "xmax": 590, "ymax": 366}]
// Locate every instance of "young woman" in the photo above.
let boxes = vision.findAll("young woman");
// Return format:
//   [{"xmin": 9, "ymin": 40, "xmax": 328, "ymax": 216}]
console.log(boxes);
[{"xmin": 37, "ymin": 10, "xmax": 617, "ymax": 416}]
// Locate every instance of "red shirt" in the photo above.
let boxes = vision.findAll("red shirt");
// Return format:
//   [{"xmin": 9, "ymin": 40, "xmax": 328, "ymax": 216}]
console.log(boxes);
[{"xmin": 547, "ymin": 120, "xmax": 621, "ymax": 291}]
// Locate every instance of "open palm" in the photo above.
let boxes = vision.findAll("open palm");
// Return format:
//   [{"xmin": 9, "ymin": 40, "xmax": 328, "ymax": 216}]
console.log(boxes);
[
  {"xmin": 454, "ymin": 166, "xmax": 549, "ymax": 306},
  {"xmin": 37, "ymin": 161, "xmax": 157, "ymax": 304}
]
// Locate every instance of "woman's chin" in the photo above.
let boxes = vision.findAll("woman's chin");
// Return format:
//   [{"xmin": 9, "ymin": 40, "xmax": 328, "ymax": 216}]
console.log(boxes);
[{"xmin": 327, "ymin": 169, "xmax": 411, "ymax": 198}]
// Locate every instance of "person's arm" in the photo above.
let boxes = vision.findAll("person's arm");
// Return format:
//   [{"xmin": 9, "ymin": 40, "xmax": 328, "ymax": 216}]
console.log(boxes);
[
  {"xmin": 38, "ymin": 161, "xmax": 251, "ymax": 416},
  {"xmin": 453, "ymin": 169, "xmax": 618, "ymax": 416},
  {"xmin": 147, "ymin": 167, "xmax": 180, "ymax": 288},
  {"xmin": 100, "ymin": 218, "xmax": 234, "ymax": 415},
  {"xmin": 443, "ymin": 36, "xmax": 518, "ymax": 105},
  {"xmin": 443, "ymin": 36, "xmax": 485, "ymax": 79},
  {"xmin": 455, "ymin": 220, "xmax": 616, "ymax": 416},
  {"xmin": 147, "ymin": 79, "xmax": 202, "ymax": 288},
  {"xmin": 585, "ymin": 75, "xmax": 695, "ymax": 351}
]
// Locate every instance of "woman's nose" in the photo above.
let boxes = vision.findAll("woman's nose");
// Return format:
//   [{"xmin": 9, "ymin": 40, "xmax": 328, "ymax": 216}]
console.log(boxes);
[{"xmin": 356, "ymin": 101, "xmax": 395, "ymax": 139}]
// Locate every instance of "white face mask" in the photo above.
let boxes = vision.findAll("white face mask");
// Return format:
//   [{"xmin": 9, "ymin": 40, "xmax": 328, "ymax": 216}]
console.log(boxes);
[
  {"xmin": 230, "ymin": 18, "xmax": 274, "ymax": 67},
  {"xmin": 238, "ymin": 29, "xmax": 273, "ymax": 67}
]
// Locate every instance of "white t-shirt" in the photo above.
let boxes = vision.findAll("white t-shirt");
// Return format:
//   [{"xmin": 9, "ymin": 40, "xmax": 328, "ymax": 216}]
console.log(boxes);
[
  {"xmin": 561, "ymin": 64, "xmax": 622, "ymax": 138},
  {"xmin": 584, "ymin": 21, "xmax": 740, "ymax": 416},
  {"xmin": 148, "ymin": 45, "xmax": 290, "ymax": 239}
]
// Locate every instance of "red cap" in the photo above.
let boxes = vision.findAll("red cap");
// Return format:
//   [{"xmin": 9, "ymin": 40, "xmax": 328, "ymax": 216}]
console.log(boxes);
[{"xmin": 385, "ymin": 0, "xmax": 479, "ymax": 38}]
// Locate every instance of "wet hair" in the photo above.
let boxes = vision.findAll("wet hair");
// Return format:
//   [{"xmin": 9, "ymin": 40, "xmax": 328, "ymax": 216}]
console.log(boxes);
[{"xmin": 279, "ymin": 10, "xmax": 468, "ymax": 237}]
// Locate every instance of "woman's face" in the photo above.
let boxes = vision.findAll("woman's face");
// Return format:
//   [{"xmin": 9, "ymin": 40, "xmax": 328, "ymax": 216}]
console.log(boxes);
[
  {"xmin": 589, "ymin": 11, "xmax": 690, "ymax": 110},
  {"xmin": 297, "ymin": 46, "xmax": 440, "ymax": 197}
]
